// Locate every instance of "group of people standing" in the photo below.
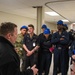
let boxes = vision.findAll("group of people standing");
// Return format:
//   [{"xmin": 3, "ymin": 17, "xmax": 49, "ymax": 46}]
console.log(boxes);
[
  {"xmin": 0, "ymin": 20, "xmax": 75, "ymax": 75},
  {"xmin": 15, "ymin": 24, "xmax": 52, "ymax": 75},
  {"xmin": 15, "ymin": 20, "xmax": 75, "ymax": 75}
]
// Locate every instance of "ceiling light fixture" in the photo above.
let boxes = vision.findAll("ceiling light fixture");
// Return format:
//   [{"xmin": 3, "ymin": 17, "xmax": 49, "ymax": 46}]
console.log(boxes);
[
  {"xmin": 45, "ymin": 12, "xmax": 59, "ymax": 16},
  {"xmin": 62, "ymin": 20, "xmax": 69, "ymax": 22}
]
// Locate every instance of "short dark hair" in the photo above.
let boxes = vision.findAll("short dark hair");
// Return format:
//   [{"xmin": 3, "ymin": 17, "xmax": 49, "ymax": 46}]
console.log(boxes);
[
  {"xmin": 0, "ymin": 22, "xmax": 17, "ymax": 36},
  {"xmin": 28, "ymin": 24, "xmax": 34, "ymax": 29}
]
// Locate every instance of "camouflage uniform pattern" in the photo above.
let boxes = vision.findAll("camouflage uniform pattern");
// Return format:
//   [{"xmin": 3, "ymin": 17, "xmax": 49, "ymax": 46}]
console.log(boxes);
[{"xmin": 15, "ymin": 33, "xmax": 24, "ymax": 59}]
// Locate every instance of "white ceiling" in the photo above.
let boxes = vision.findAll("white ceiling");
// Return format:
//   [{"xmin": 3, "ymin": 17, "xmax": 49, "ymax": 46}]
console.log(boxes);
[
  {"xmin": 0, "ymin": 0, "xmax": 75, "ymax": 24},
  {"xmin": 46, "ymin": 0, "xmax": 75, "ymax": 24}
]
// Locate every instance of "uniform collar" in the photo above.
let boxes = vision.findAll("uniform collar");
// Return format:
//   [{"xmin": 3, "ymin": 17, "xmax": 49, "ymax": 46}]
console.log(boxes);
[
  {"xmin": 27, "ymin": 33, "xmax": 36, "ymax": 38},
  {"xmin": 0, "ymin": 36, "xmax": 14, "ymax": 48}
]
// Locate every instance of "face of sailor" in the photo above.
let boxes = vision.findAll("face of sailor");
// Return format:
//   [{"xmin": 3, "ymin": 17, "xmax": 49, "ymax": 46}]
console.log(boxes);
[
  {"xmin": 21, "ymin": 28, "xmax": 27, "ymax": 35},
  {"xmin": 57, "ymin": 25, "xmax": 63, "ymax": 30},
  {"xmin": 28, "ymin": 27, "xmax": 34, "ymax": 34}
]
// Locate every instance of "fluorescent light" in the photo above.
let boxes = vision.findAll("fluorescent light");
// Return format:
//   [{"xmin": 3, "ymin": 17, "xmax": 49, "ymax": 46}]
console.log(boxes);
[
  {"xmin": 45, "ymin": 12, "xmax": 59, "ymax": 16},
  {"xmin": 62, "ymin": 20, "xmax": 69, "ymax": 22}
]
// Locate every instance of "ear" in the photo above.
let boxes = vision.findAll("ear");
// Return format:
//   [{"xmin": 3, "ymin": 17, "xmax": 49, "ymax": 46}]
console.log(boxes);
[{"xmin": 6, "ymin": 33, "xmax": 11, "ymax": 39}]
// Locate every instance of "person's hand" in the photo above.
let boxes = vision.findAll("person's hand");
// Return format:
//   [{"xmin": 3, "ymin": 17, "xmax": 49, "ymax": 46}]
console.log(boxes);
[
  {"xmin": 60, "ymin": 38, "xmax": 64, "ymax": 40},
  {"xmin": 49, "ymin": 47, "xmax": 54, "ymax": 53},
  {"xmin": 26, "ymin": 50, "xmax": 33, "ymax": 56},
  {"xmin": 31, "ymin": 65, "xmax": 38, "ymax": 75},
  {"xmin": 72, "ymin": 55, "xmax": 75, "ymax": 59}
]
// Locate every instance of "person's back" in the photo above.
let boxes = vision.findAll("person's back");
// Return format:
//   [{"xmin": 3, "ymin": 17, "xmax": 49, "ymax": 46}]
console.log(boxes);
[
  {"xmin": 0, "ymin": 36, "xmax": 20, "ymax": 75},
  {"xmin": 0, "ymin": 22, "xmax": 38, "ymax": 75}
]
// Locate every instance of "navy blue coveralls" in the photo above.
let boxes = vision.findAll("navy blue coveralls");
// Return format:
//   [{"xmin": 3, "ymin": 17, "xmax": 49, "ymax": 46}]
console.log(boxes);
[
  {"xmin": 64, "ymin": 31, "xmax": 74, "ymax": 72},
  {"xmin": 38, "ymin": 33, "xmax": 52, "ymax": 75},
  {"xmin": 68, "ymin": 31, "xmax": 74, "ymax": 46},
  {"xmin": 69, "ymin": 40, "xmax": 75, "ymax": 63},
  {"xmin": 23, "ymin": 34, "xmax": 38, "ymax": 70},
  {"xmin": 51, "ymin": 31, "xmax": 69, "ymax": 75}
]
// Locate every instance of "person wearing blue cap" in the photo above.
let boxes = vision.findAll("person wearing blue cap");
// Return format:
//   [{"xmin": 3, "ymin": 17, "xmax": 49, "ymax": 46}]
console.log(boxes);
[
  {"xmin": 63, "ymin": 24, "xmax": 70, "ymax": 74},
  {"xmin": 51, "ymin": 20, "xmax": 69, "ymax": 75},
  {"xmin": 63, "ymin": 24, "xmax": 68, "ymax": 31},
  {"xmin": 20, "ymin": 25, "xmax": 28, "ymax": 31},
  {"xmin": 36, "ymin": 28, "xmax": 52, "ymax": 75},
  {"xmin": 43, "ymin": 28, "xmax": 50, "ymax": 34},
  {"xmin": 24, "ymin": 28, "xmax": 52, "ymax": 75},
  {"xmin": 23, "ymin": 24, "xmax": 38, "ymax": 71},
  {"xmin": 33, "ymin": 24, "xmax": 47, "ymax": 74},
  {"xmin": 69, "ymin": 29, "xmax": 75, "ymax": 44},
  {"xmin": 15, "ymin": 25, "xmax": 28, "ymax": 71},
  {"xmin": 41, "ymin": 24, "xmax": 47, "ymax": 32},
  {"xmin": 57, "ymin": 20, "xmax": 63, "ymax": 25},
  {"xmin": 38, "ymin": 24, "xmax": 47, "ymax": 40}
]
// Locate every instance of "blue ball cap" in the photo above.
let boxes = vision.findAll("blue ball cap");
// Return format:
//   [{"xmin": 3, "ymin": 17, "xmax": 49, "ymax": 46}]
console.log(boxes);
[
  {"xmin": 43, "ymin": 28, "xmax": 50, "ymax": 34},
  {"xmin": 57, "ymin": 20, "xmax": 63, "ymax": 25},
  {"xmin": 63, "ymin": 24, "xmax": 68, "ymax": 29},
  {"xmin": 63, "ymin": 24, "xmax": 68, "ymax": 27},
  {"xmin": 41, "ymin": 24, "xmax": 47, "ymax": 29},
  {"xmin": 20, "ymin": 25, "xmax": 28, "ymax": 30}
]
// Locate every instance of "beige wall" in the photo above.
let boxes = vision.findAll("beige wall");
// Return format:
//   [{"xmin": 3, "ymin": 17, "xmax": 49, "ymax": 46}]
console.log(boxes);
[
  {"xmin": 45, "ymin": 21, "xmax": 57, "ymax": 30},
  {"xmin": 0, "ymin": 11, "xmax": 36, "ymax": 33},
  {"xmin": 0, "ymin": 11, "xmax": 57, "ymax": 34}
]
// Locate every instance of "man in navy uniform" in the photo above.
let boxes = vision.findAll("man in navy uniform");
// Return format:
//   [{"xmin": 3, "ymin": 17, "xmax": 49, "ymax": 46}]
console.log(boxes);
[
  {"xmin": 23, "ymin": 24, "xmax": 38, "ymax": 70},
  {"xmin": 51, "ymin": 20, "xmax": 69, "ymax": 75},
  {"xmin": 63, "ymin": 24, "xmax": 68, "ymax": 31},
  {"xmin": 41, "ymin": 24, "xmax": 47, "ymax": 32},
  {"xmin": 38, "ymin": 24, "xmax": 47, "ymax": 37},
  {"xmin": 63, "ymin": 24, "xmax": 70, "ymax": 73},
  {"xmin": 37, "ymin": 28, "xmax": 52, "ymax": 75},
  {"xmin": 24, "ymin": 27, "xmax": 52, "ymax": 75},
  {"xmin": 69, "ymin": 29, "xmax": 74, "ymax": 46},
  {"xmin": 37, "ymin": 24, "xmax": 47, "ymax": 70}
]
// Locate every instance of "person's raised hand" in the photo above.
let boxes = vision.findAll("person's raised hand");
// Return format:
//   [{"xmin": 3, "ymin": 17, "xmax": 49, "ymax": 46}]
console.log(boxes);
[{"xmin": 31, "ymin": 65, "xmax": 38, "ymax": 75}]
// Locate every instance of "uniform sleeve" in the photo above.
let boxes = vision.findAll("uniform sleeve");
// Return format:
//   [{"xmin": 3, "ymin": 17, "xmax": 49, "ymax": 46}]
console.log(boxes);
[
  {"xmin": 16, "ymin": 35, "xmax": 22, "ymax": 43},
  {"xmin": 36, "ymin": 35, "xmax": 41, "ymax": 46},
  {"xmin": 23, "ymin": 35, "xmax": 27, "ymax": 45},
  {"xmin": 69, "ymin": 42, "xmax": 74, "ymax": 57},
  {"xmin": 60, "ymin": 32, "xmax": 69, "ymax": 45},
  {"xmin": 69, "ymin": 32, "xmax": 74, "ymax": 40},
  {"xmin": 14, "ymin": 34, "xmax": 23, "ymax": 48},
  {"xmin": 36, "ymin": 35, "xmax": 39, "ymax": 46},
  {"xmin": 51, "ymin": 33, "xmax": 60, "ymax": 44},
  {"xmin": 2, "ymin": 61, "xmax": 33, "ymax": 75},
  {"xmin": 68, "ymin": 32, "xmax": 74, "ymax": 46}
]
